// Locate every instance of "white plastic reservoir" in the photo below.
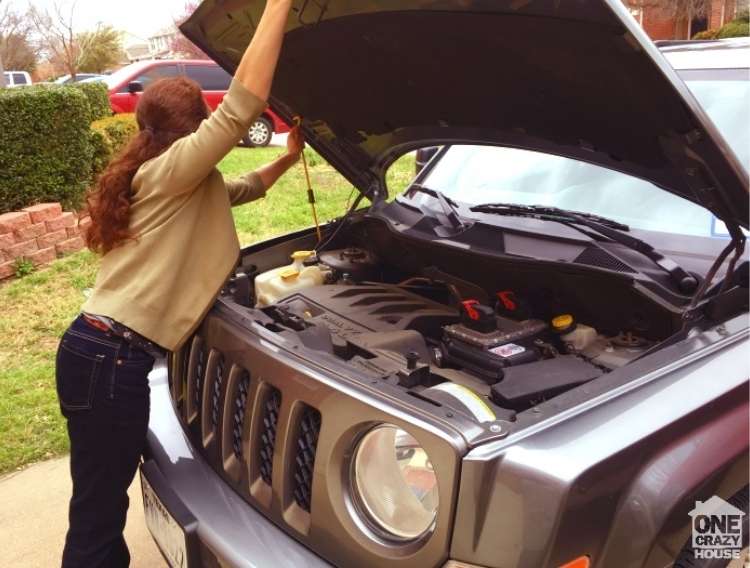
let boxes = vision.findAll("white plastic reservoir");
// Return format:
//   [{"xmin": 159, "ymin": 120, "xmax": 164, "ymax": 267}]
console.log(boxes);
[{"xmin": 255, "ymin": 251, "xmax": 329, "ymax": 307}]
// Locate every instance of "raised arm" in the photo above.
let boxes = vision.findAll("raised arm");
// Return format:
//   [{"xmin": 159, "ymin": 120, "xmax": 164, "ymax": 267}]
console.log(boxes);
[
  {"xmin": 141, "ymin": 0, "xmax": 293, "ymax": 195},
  {"xmin": 234, "ymin": 0, "xmax": 291, "ymax": 101}
]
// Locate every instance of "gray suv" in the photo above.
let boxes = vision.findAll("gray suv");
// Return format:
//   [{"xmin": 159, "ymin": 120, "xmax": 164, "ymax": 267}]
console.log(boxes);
[{"xmin": 140, "ymin": 3, "xmax": 749, "ymax": 568}]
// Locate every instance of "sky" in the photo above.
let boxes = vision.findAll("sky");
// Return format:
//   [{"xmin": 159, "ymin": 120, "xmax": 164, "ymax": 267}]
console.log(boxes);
[{"xmin": 8, "ymin": 0, "xmax": 189, "ymax": 40}]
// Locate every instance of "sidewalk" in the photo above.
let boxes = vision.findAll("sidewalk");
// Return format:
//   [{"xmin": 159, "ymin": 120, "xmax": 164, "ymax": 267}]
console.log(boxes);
[{"xmin": 0, "ymin": 456, "xmax": 163, "ymax": 567}]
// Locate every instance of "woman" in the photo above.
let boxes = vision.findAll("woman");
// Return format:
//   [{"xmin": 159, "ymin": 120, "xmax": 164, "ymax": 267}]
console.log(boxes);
[{"xmin": 55, "ymin": 1, "xmax": 298, "ymax": 565}]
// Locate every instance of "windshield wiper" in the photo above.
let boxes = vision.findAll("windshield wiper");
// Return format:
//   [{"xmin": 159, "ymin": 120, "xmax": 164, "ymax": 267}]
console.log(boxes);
[
  {"xmin": 471, "ymin": 202, "xmax": 699, "ymax": 294},
  {"xmin": 408, "ymin": 184, "xmax": 467, "ymax": 231}
]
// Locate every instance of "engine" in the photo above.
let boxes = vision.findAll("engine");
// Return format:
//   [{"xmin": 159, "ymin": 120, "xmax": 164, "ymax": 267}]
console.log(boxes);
[{"xmin": 240, "ymin": 248, "xmax": 653, "ymax": 419}]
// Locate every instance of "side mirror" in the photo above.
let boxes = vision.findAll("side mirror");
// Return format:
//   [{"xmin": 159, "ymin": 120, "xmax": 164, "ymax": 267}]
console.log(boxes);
[{"xmin": 127, "ymin": 81, "xmax": 144, "ymax": 94}]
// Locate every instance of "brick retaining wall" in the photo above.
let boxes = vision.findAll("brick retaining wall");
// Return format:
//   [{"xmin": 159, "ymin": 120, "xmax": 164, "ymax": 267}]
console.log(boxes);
[{"xmin": 0, "ymin": 203, "xmax": 89, "ymax": 280}]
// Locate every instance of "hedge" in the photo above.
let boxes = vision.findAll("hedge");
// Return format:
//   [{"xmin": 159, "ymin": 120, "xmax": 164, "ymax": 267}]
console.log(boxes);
[
  {"xmin": 716, "ymin": 19, "xmax": 750, "ymax": 38},
  {"xmin": 694, "ymin": 11, "xmax": 750, "ymax": 39},
  {"xmin": 72, "ymin": 81, "xmax": 112, "ymax": 122},
  {"xmin": 693, "ymin": 29, "xmax": 719, "ymax": 39},
  {"xmin": 0, "ymin": 86, "xmax": 93, "ymax": 213},
  {"xmin": 90, "ymin": 114, "xmax": 138, "ymax": 178}
]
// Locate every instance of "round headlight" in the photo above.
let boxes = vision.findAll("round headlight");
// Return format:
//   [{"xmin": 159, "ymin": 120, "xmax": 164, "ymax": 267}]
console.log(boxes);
[{"xmin": 351, "ymin": 425, "xmax": 439, "ymax": 541}]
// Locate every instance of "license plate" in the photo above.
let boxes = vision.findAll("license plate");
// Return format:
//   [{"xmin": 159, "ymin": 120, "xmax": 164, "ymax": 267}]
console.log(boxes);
[{"xmin": 141, "ymin": 469, "xmax": 190, "ymax": 567}]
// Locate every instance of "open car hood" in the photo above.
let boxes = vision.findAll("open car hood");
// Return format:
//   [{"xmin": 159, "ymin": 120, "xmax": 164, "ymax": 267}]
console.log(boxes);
[{"xmin": 182, "ymin": 0, "xmax": 748, "ymax": 230}]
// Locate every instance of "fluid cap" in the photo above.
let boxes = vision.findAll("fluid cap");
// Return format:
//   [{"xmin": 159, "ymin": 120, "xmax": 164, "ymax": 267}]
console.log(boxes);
[
  {"xmin": 552, "ymin": 314, "xmax": 575, "ymax": 333},
  {"xmin": 291, "ymin": 250, "xmax": 315, "ymax": 261},
  {"xmin": 280, "ymin": 267, "xmax": 300, "ymax": 281}
]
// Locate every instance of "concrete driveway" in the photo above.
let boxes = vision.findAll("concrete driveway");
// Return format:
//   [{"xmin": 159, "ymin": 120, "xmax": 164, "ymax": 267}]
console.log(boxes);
[{"xmin": 0, "ymin": 456, "xmax": 163, "ymax": 567}]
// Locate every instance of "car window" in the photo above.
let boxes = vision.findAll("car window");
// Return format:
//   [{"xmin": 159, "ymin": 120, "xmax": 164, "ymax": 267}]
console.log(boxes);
[
  {"xmin": 422, "ymin": 146, "xmax": 721, "ymax": 238},
  {"xmin": 679, "ymin": 68, "xmax": 749, "ymax": 168},
  {"xmin": 418, "ymin": 66, "xmax": 748, "ymax": 240},
  {"xmin": 117, "ymin": 64, "xmax": 180, "ymax": 93},
  {"xmin": 184, "ymin": 65, "xmax": 231, "ymax": 91},
  {"xmin": 12, "ymin": 73, "xmax": 27, "ymax": 85}
]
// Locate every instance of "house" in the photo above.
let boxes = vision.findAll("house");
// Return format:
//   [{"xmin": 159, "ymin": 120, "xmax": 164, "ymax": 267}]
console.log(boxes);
[
  {"xmin": 626, "ymin": 0, "xmax": 740, "ymax": 40},
  {"xmin": 148, "ymin": 26, "xmax": 180, "ymax": 59}
]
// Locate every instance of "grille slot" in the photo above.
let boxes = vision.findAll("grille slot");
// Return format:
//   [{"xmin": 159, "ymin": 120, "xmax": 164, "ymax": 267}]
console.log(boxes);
[
  {"xmin": 211, "ymin": 355, "xmax": 225, "ymax": 431},
  {"xmin": 193, "ymin": 343, "xmax": 207, "ymax": 414},
  {"xmin": 232, "ymin": 371, "xmax": 251, "ymax": 460},
  {"xmin": 292, "ymin": 406, "xmax": 321, "ymax": 513},
  {"xmin": 574, "ymin": 247, "xmax": 636, "ymax": 273},
  {"xmin": 258, "ymin": 387, "xmax": 281, "ymax": 485}
]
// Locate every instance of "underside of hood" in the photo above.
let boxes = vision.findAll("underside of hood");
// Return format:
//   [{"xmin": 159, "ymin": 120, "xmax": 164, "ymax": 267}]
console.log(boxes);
[{"xmin": 182, "ymin": 0, "xmax": 748, "ymax": 230}]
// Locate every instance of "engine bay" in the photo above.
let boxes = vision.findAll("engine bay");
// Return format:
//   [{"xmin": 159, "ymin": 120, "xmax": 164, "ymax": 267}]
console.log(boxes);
[{"xmin": 224, "ymin": 233, "xmax": 669, "ymax": 425}]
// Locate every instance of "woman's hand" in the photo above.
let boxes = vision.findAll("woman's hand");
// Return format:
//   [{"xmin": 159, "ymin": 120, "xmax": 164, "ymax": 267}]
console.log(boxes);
[
  {"xmin": 255, "ymin": 126, "xmax": 305, "ymax": 191},
  {"xmin": 286, "ymin": 126, "xmax": 304, "ymax": 160}
]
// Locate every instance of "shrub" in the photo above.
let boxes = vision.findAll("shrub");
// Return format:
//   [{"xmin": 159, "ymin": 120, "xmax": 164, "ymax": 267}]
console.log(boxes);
[
  {"xmin": 693, "ymin": 29, "xmax": 719, "ymax": 39},
  {"xmin": 71, "ymin": 81, "xmax": 112, "ymax": 122},
  {"xmin": 0, "ymin": 85, "xmax": 93, "ymax": 213},
  {"xmin": 90, "ymin": 114, "xmax": 138, "ymax": 178},
  {"xmin": 717, "ymin": 19, "xmax": 750, "ymax": 38},
  {"xmin": 13, "ymin": 257, "xmax": 35, "ymax": 278},
  {"xmin": 92, "ymin": 114, "xmax": 137, "ymax": 154}
]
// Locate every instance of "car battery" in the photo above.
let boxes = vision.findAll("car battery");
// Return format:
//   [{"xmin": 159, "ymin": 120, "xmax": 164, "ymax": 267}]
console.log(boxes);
[{"xmin": 439, "ymin": 300, "xmax": 548, "ymax": 383}]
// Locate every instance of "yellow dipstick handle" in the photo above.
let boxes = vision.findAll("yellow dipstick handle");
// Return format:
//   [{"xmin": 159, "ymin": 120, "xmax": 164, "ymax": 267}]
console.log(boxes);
[{"xmin": 294, "ymin": 116, "xmax": 322, "ymax": 243}]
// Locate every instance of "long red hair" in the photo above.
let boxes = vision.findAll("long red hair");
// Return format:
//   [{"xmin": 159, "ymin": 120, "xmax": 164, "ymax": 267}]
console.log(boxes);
[{"xmin": 86, "ymin": 76, "xmax": 209, "ymax": 254}]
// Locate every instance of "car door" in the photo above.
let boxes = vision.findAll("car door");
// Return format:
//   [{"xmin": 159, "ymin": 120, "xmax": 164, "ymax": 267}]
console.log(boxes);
[
  {"xmin": 111, "ymin": 63, "xmax": 181, "ymax": 113},
  {"xmin": 183, "ymin": 63, "xmax": 232, "ymax": 111}
]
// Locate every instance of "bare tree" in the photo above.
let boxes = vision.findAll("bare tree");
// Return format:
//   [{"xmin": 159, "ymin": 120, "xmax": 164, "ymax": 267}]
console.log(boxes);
[
  {"xmin": 170, "ymin": 2, "xmax": 209, "ymax": 59},
  {"xmin": 671, "ymin": 0, "xmax": 711, "ymax": 38},
  {"xmin": 29, "ymin": 1, "xmax": 81, "ymax": 79},
  {"xmin": 0, "ymin": 0, "xmax": 9, "ymax": 87},
  {"xmin": 1, "ymin": 8, "xmax": 38, "ymax": 73}
]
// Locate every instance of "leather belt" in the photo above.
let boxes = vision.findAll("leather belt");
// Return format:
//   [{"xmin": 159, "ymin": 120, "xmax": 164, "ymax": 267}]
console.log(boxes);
[{"xmin": 81, "ymin": 314, "xmax": 167, "ymax": 357}]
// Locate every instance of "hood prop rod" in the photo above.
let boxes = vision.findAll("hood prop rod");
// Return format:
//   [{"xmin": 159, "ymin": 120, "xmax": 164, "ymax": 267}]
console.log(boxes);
[{"xmin": 295, "ymin": 117, "xmax": 322, "ymax": 243}]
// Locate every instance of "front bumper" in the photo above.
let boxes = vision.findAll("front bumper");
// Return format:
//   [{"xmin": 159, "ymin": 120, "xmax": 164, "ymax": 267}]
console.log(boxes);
[{"xmin": 144, "ymin": 363, "xmax": 332, "ymax": 568}]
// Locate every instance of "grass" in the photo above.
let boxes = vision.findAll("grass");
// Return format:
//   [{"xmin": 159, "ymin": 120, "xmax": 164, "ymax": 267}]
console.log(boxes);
[{"xmin": 0, "ymin": 147, "xmax": 414, "ymax": 474}]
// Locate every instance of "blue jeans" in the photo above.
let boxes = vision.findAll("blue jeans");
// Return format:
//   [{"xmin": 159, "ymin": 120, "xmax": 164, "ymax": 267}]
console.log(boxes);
[{"xmin": 56, "ymin": 315, "xmax": 155, "ymax": 568}]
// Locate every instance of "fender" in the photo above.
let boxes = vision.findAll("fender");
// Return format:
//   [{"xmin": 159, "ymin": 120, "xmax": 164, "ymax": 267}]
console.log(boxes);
[{"xmin": 598, "ymin": 387, "xmax": 749, "ymax": 567}]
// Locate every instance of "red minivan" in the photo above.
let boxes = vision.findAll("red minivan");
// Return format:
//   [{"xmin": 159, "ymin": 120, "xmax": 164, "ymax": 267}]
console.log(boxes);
[{"xmin": 103, "ymin": 59, "xmax": 289, "ymax": 146}]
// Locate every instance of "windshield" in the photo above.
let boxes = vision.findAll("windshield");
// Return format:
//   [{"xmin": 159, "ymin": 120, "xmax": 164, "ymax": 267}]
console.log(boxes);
[{"xmin": 420, "ymin": 68, "xmax": 748, "ymax": 239}]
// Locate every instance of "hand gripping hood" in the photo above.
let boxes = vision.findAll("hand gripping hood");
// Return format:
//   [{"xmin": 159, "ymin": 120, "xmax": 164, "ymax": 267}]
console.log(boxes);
[{"xmin": 182, "ymin": 0, "xmax": 748, "ymax": 231}]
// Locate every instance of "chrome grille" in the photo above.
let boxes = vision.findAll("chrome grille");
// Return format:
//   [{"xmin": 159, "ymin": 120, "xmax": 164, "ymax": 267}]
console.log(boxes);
[
  {"xmin": 170, "ymin": 318, "xmax": 459, "ymax": 568},
  {"xmin": 211, "ymin": 355, "xmax": 225, "ymax": 430},
  {"xmin": 258, "ymin": 387, "xmax": 281, "ymax": 485},
  {"xmin": 232, "ymin": 371, "xmax": 251, "ymax": 460},
  {"xmin": 292, "ymin": 406, "xmax": 321, "ymax": 512},
  {"xmin": 193, "ymin": 343, "xmax": 206, "ymax": 412}
]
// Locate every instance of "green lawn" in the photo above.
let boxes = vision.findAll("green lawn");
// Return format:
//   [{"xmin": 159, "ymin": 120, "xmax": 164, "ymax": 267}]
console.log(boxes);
[{"xmin": 0, "ymin": 147, "xmax": 414, "ymax": 473}]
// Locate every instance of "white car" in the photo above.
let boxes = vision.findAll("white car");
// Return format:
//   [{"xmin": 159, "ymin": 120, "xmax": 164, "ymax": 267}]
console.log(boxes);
[{"xmin": 2, "ymin": 71, "xmax": 32, "ymax": 88}]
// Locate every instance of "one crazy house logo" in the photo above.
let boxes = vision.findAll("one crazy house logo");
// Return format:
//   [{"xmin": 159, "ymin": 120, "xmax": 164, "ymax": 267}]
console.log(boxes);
[{"xmin": 689, "ymin": 496, "xmax": 746, "ymax": 560}]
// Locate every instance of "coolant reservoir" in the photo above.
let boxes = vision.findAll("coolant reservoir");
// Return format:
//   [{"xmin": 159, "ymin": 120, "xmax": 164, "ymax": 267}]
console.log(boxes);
[
  {"xmin": 561, "ymin": 324, "xmax": 598, "ymax": 352},
  {"xmin": 552, "ymin": 314, "xmax": 598, "ymax": 352},
  {"xmin": 255, "ymin": 251, "xmax": 328, "ymax": 307}
]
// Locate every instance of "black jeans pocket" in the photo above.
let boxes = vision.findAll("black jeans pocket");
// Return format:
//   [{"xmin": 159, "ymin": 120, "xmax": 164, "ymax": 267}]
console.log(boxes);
[{"xmin": 56, "ymin": 340, "xmax": 106, "ymax": 411}]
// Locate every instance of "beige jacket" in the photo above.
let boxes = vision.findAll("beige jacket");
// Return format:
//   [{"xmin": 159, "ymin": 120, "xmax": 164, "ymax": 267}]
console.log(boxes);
[{"xmin": 82, "ymin": 79, "xmax": 266, "ymax": 351}]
